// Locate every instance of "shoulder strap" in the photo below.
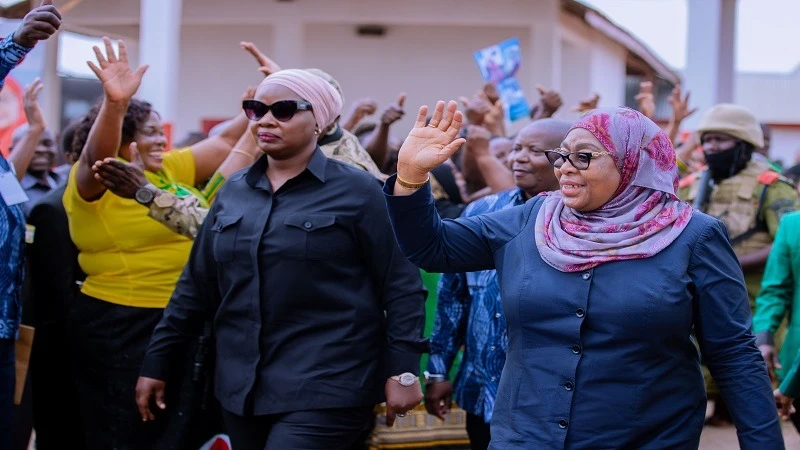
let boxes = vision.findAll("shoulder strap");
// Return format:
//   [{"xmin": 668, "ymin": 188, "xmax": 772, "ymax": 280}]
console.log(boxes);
[{"xmin": 728, "ymin": 183, "xmax": 770, "ymax": 245}]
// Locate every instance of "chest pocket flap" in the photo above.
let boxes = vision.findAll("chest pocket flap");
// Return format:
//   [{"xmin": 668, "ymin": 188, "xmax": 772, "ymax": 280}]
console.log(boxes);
[
  {"xmin": 284, "ymin": 214, "xmax": 336, "ymax": 232},
  {"xmin": 213, "ymin": 214, "xmax": 242, "ymax": 232},
  {"xmin": 212, "ymin": 214, "xmax": 242, "ymax": 262},
  {"xmin": 283, "ymin": 213, "xmax": 347, "ymax": 260}
]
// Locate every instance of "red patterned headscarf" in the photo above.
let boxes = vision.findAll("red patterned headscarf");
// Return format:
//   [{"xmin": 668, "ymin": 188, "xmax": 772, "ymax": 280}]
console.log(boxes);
[{"xmin": 534, "ymin": 107, "xmax": 693, "ymax": 272}]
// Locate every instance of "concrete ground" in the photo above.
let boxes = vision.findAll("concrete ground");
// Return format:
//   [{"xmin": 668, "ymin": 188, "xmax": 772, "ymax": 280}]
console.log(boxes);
[
  {"xmin": 700, "ymin": 421, "xmax": 799, "ymax": 449},
  {"xmin": 699, "ymin": 401, "xmax": 800, "ymax": 449}
]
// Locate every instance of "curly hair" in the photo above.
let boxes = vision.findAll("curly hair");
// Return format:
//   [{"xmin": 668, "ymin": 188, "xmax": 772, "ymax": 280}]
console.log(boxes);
[{"xmin": 71, "ymin": 97, "xmax": 154, "ymax": 157}]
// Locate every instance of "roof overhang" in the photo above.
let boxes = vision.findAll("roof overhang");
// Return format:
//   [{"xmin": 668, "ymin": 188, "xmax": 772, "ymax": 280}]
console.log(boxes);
[{"xmin": 563, "ymin": 0, "xmax": 681, "ymax": 85}]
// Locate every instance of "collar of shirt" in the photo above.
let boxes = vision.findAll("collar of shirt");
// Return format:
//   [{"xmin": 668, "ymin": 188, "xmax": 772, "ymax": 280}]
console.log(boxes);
[
  {"xmin": 20, "ymin": 171, "xmax": 57, "ymax": 190},
  {"xmin": 318, "ymin": 124, "xmax": 344, "ymax": 146},
  {"xmin": 245, "ymin": 146, "xmax": 328, "ymax": 191},
  {"xmin": 513, "ymin": 188, "xmax": 528, "ymax": 205}
]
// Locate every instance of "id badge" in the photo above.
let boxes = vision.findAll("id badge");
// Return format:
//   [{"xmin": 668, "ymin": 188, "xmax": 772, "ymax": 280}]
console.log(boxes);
[{"xmin": 0, "ymin": 171, "xmax": 29, "ymax": 206}]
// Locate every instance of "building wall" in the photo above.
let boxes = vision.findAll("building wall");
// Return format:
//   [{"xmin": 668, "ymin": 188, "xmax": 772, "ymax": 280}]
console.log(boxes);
[
  {"xmin": 304, "ymin": 24, "xmax": 531, "ymax": 138},
  {"xmin": 174, "ymin": 25, "xmax": 274, "ymax": 139},
  {"xmin": 171, "ymin": 20, "xmax": 629, "ymax": 141},
  {"xmin": 64, "ymin": 0, "xmax": 639, "ymax": 144},
  {"xmin": 558, "ymin": 39, "xmax": 592, "ymax": 122},
  {"xmin": 557, "ymin": 12, "xmax": 627, "ymax": 123},
  {"xmin": 768, "ymin": 125, "xmax": 800, "ymax": 167}
]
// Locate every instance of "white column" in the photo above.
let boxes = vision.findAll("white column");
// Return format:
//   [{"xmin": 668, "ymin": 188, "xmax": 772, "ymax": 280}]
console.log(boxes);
[
  {"xmin": 528, "ymin": 0, "xmax": 561, "ymax": 92},
  {"xmin": 683, "ymin": 0, "xmax": 737, "ymax": 128},
  {"xmin": 271, "ymin": 21, "xmax": 304, "ymax": 70},
  {"xmin": 138, "ymin": 0, "xmax": 182, "ymax": 124},
  {"xmin": 42, "ymin": 32, "xmax": 61, "ymax": 133}
]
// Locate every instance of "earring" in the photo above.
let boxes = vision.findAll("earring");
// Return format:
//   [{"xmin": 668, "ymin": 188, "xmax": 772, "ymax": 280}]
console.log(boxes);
[{"xmin": 314, "ymin": 129, "xmax": 320, "ymax": 135}]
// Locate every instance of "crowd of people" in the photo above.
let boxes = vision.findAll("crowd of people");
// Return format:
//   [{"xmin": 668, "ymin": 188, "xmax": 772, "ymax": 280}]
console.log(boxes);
[{"xmin": 3, "ymin": 2, "xmax": 800, "ymax": 449}]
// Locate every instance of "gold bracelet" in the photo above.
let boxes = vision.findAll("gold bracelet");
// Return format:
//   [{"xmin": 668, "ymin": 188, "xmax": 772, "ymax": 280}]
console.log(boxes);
[
  {"xmin": 231, "ymin": 148, "xmax": 256, "ymax": 159},
  {"xmin": 396, "ymin": 174, "xmax": 429, "ymax": 190}
]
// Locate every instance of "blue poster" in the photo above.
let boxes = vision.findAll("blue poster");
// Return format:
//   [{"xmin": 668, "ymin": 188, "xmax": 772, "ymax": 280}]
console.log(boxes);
[
  {"xmin": 473, "ymin": 37, "xmax": 522, "ymax": 84},
  {"xmin": 473, "ymin": 38, "xmax": 529, "ymax": 122},
  {"xmin": 497, "ymin": 77, "xmax": 530, "ymax": 122}
]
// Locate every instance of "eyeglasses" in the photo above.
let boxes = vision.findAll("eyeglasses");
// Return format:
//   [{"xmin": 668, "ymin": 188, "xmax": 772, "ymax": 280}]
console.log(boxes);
[
  {"xmin": 544, "ymin": 150, "xmax": 612, "ymax": 170},
  {"xmin": 242, "ymin": 100, "xmax": 313, "ymax": 122}
]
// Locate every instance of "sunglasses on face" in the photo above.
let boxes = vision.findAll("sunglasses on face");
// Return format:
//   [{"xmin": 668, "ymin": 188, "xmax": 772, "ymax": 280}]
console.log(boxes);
[
  {"xmin": 242, "ymin": 100, "xmax": 313, "ymax": 122},
  {"xmin": 544, "ymin": 149, "xmax": 612, "ymax": 170}
]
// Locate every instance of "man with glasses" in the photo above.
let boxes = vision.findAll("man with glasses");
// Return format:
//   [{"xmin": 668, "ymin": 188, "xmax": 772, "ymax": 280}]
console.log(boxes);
[
  {"xmin": 424, "ymin": 119, "xmax": 570, "ymax": 450},
  {"xmin": 677, "ymin": 103, "xmax": 799, "ymax": 426}
]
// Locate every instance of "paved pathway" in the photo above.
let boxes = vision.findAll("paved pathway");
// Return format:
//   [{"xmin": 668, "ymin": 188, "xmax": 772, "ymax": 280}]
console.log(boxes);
[
  {"xmin": 699, "ymin": 401, "xmax": 799, "ymax": 449},
  {"xmin": 700, "ymin": 421, "xmax": 799, "ymax": 448}
]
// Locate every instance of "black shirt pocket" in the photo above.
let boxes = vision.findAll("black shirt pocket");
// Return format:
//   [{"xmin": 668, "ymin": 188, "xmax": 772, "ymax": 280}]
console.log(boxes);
[
  {"xmin": 284, "ymin": 213, "xmax": 346, "ymax": 260},
  {"xmin": 212, "ymin": 214, "xmax": 243, "ymax": 263}
]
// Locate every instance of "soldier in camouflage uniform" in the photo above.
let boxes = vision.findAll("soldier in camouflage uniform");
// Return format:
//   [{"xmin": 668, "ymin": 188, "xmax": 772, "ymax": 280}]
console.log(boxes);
[
  {"xmin": 678, "ymin": 103, "xmax": 800, "ymax": 426},
  {"xmin": 679, "ymin": 104, "xmax": 799, "ymax": 306}
]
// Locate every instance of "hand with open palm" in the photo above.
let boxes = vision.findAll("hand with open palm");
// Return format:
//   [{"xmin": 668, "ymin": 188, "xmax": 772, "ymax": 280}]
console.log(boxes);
[
  {"xmin": 396, "ymin": 100, "xmax": 466, "ymax": 187},
  {"xmin": 87, "ymin": 37, "xmax": 149, "ymax": 104}
]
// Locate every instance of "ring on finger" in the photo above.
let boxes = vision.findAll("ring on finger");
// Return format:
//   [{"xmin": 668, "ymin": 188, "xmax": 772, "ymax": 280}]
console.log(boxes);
[
  {"xmin": 427, "ymin": 123, "xmax": 438, "ymax": 128},
  {"xmin": 396, "ymin": 412, "xmax": 406, "ymax": 417}
]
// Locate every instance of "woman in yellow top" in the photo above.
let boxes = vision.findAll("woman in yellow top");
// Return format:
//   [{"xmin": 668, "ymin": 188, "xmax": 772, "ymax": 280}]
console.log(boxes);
[{"xmin": 64, "ymin": 38, "xmax": 246, "ymax": 449}]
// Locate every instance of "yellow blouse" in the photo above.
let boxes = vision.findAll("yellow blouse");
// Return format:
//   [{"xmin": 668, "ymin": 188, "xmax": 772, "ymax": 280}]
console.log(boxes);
[{"xmin": 63, "ymin": 148, "xmax": 196, "ymax": 308}]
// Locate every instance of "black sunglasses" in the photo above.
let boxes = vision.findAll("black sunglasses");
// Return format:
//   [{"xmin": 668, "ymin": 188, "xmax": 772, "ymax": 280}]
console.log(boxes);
[
  {"xmin": 242, "ymin": 100, "xmax": 313, "ymax": 122},
  {"xmin": 544, "ymin": 149, "xmax": 612, "ymax": 170}
]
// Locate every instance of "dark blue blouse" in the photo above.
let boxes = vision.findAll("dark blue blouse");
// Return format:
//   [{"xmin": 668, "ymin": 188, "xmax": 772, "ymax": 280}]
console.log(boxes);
[{"xmin": 384, "ymin": 177, "xmax": 783, "ymax": 449}]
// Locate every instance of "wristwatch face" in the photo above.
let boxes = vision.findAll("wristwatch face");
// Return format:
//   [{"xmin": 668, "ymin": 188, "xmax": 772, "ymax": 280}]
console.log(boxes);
[
  {"xmin": 399, "ymin": 373, "xmax": 417, "ymax": 386},
  {"xmin": 135, "ymin": 187, "xmax": 155, "ymax": 204}
]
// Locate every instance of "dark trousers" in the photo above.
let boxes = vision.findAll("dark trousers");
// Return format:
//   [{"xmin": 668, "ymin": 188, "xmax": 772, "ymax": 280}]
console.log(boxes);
[
  {"xmin": 0, "ymin": 338, "xmax": 14, "ymax": 450},
  {"xmin": 72, "ymin": 293, "xmax": 222, "ymax": 450},
  {"xmin": 466, "ymin": 413, "xmax": 491, "ymax": 450},
  {"xmin": 30, "ymin": 321, "xmax": 86, "ymax": 449},
  {"xmin": 222, "ymin": 406, "xmax": 374, "ymax": 450}
]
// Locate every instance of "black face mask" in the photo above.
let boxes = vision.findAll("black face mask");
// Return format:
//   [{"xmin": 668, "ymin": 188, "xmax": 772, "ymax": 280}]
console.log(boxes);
[{"xmin": 704, "ymin": 142, "xmax": 751, "ymax": 181}]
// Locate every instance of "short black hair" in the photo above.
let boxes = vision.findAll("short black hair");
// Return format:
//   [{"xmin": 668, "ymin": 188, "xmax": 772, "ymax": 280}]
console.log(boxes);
[
  {"xmin": 60, "ymin": 118, "xmax": 81, "ymax": 158},
  {"xmin": 71, "ymin": 97, "xmax": 154, "ymax": 157}
]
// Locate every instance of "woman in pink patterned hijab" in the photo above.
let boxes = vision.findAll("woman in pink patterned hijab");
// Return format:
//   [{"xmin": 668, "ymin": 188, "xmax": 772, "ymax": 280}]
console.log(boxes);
[{"xmin": 534, "ymin": 106, "xmax": 693, "ymax": 272}]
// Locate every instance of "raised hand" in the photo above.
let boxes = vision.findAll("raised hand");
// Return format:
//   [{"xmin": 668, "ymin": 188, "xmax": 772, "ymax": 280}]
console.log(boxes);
[
  {"xmin": 573, "ymin": 93, "xmax": 600, "ymax": 113},
  {"xmin": 342, "ymin": 98, "xmax": 378, "ymax": 131},
  {"xmin": 381, "ymin": 93, "xmax": 406, "ymax": 126},
  {"xmin": 669, "ymin": 84, "xmax": 698, "ymax": 124},
  {"xmin": 241, "ymin": 86, "xmax": 257, "ymax": 102},
  {"xmin": 87, "ymin": 37, "xmax": 149, "ymax": 104},
  {"xmin": 458, "ymin": 92, "xmax": 492, "ymax": 126},
  {"xmin": 466, "ymin": 124, "xmax": 492, "ymax": 157},
  {"xmin": 351, "ymin": 98, "xmax": 378, "ymax": 120},
  {"xmin": 535, "ymin": 85, "xmax": 563, "ymax": 118},
  {"xmin": 397, "ymin": 100, "xmax": 466, "ymax": 183},
  {"xmin": 23, "ymin": 78, "xmax": 45, "ymax": 130},
  {"xmin": 240, "ymin": 41, "xmax": 282, "ymax": 77},
  {"xmin": 483, "ymin": 98, "xmax": 505, "ymax": 135},
  {"xmin": 482, "ymin": 82, "xmax": 501, "ymax": 104},
  {"xmin": 13, "ymin": 0, "xmax": 62, "ymax": 48},
  {"xmin": 634, "ymin": 81, "xmax": 655, "ymax": 119}
]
